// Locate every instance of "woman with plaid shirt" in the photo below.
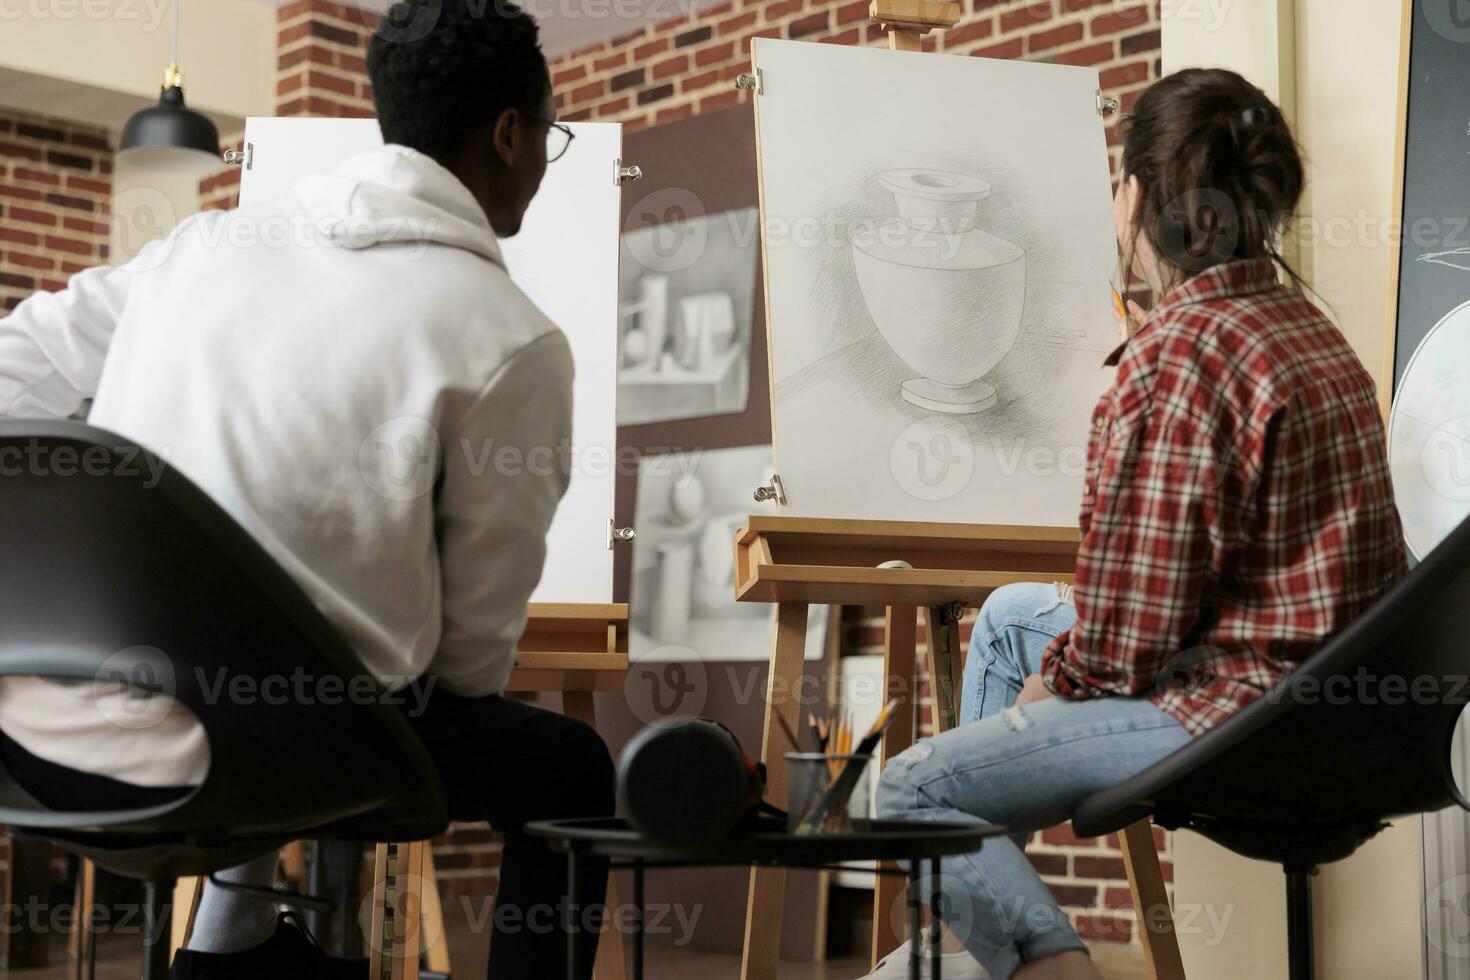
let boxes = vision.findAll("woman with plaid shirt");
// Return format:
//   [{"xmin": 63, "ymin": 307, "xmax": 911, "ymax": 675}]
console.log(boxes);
[{"xmin": 865, "ymin": 69, "xmax": 1406, "ymax": 980}]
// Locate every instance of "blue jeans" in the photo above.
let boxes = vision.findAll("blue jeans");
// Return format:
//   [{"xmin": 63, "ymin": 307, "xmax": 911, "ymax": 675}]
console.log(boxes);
[{"xmin": 875, "ymin": 582, "xmax": 1191, "ymax": 980}]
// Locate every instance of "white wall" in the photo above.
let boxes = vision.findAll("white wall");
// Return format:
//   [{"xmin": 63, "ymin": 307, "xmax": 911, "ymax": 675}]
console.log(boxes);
[
  {"xmin": 0, "ymin": 0, "xmax": 276, "ymax": 123},
  {"xmin": 1162, "ymin": 1, "xmax": 1422, "ymax": 977}
]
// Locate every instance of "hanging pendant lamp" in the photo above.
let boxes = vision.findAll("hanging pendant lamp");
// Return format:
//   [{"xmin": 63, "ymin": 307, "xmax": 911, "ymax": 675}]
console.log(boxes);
[{"xmin": 118, "ymin": 0, "xmax": 220, "ymax": 174}]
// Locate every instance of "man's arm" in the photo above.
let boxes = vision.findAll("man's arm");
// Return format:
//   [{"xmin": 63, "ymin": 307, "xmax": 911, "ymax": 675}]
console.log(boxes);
[
  {"xmin": 0, "ymin": 222, "xmax": 192, "ymax": 417},
  {"xmin": 1042, "ymin": 398, "xmax": 1239, "ymax": 698},
  {"xmin": 430, "ymin": 330, "xmax": 574, "ymax": 697}
]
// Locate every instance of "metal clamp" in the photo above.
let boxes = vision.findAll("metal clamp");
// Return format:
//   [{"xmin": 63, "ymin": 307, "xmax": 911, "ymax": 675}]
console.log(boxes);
[
  {"xmin": 735, "ymin": 70, "xmax": 763, "ymax": 94},
  {"xmin": 222, "ymin": 143, "xmax": 253, "ymax": 168},
  {"xmin": 615, "ymin": 159, "xmax": 643, "ymax": 185},
  {"xmin": 1096, "ymin": 91, "xmax": 1120, "ymax": 116},
  {"xmin": 753, "ymin": 473, "xmax": 786, "ymax": 506},
  {"xmin": 607, "ymin": 518, "xmax": 637, "ymax": 549}
]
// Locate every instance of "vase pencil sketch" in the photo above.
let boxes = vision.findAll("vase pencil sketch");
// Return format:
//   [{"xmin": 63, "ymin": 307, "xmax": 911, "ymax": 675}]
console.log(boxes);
[{"xmin": 851, "ymin": 168, "xmax": 1027, "ymax": 414}]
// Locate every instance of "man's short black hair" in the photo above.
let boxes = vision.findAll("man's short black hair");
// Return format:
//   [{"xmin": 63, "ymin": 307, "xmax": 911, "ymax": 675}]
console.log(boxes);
[{"xmin": 367, "ymin": 0, "xmax": 551, "ymax": 165}]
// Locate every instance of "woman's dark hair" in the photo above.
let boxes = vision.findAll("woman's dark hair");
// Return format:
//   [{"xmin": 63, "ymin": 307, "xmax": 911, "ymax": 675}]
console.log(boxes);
[
  {"xmin": 1120, "ymin": 68, "xmax": 1305, "ymax": 291},
  {"xmin": 367, "ymin": 0, "xmax": 550, "ymax": 166}
]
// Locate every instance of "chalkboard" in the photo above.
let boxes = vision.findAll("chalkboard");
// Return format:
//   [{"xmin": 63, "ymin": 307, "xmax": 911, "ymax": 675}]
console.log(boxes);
[
  {"xmin": 1386, "ymin": 0, "xmax": 1470, "ymax": 562},
  {"xmin": 1391, "ymin": 0, "xmax": 1470, "ymax": 386}
]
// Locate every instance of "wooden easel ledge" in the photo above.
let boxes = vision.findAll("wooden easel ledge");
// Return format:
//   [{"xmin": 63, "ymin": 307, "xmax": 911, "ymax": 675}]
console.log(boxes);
[{"xmin": 869, "ymin": 0, "xmax": 961, "ymax": 50}]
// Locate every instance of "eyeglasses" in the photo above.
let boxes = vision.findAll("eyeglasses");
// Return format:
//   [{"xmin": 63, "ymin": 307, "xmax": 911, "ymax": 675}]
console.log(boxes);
[{"xmin": 524, "ymin": 111, "xmax": 575, "ymax": 163}]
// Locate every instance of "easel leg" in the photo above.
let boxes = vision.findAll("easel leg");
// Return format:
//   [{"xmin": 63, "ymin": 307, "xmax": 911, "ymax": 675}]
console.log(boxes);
[
  {"xmin": 418, "ymin": 849, "xmax": 451, "ymax": 976},
  {"xmin": 564, "ymin": 690, "xmax": 628, "ymax": 980},
  {"xmin": 1119, "ymin": 820, "xmax": 1186, "ymax": 980},
  {"xmin": 871, "ymin": 605, "xmax": 919, "ymax": 967},
  {"xmin": 70, "ymin": 856, "xmax": 96, "ymax": 972},
  {"xmin": 170, "ymin": 875, "xmax": 204, "ymax": 961},
  {"xmin": 740, "ymin": 602, "xmax": 811, "ymax": 980},
  {"xmin": 923, "ymin": 602, "xmax": 964, "ymax": 736}
]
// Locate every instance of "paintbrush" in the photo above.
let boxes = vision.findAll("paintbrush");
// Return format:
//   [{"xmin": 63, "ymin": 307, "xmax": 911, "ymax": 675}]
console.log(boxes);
[{"xmin": 775, "ymin": 711, "xmax": 802, "ymax": 752}]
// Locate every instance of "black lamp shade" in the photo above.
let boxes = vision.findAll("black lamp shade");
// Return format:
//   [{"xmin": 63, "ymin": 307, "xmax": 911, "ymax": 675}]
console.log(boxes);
[{"xmin": 119, "ymin": 86, "xmax": 220, "ymax": 175}]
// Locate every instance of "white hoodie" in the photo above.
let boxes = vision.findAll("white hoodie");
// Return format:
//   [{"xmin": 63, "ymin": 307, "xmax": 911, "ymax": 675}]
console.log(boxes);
[{"xmin": 0, "ymin": 145, "xmax": 573, "ymax": 785}]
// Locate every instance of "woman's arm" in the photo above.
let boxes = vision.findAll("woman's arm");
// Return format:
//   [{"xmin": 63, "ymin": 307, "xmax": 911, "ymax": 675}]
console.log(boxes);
[{"xmin": 1042, "ymin": 397, "xmax": 1242, "ymax": 698}]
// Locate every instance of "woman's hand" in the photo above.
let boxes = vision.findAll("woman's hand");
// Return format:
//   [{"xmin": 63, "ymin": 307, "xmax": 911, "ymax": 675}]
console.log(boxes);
[{"xmin": 1016, "ymin": 674, "xmax": 1052, "ymax": 706}]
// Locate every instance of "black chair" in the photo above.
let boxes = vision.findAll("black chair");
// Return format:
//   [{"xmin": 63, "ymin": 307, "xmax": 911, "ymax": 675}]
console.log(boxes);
[
  {"xmin": 0, "ymin": 420, "xmax": 448, "ymax": 978},
  {"xmin": 1074, "ymin": 512, "xmax": 1470, "ymax": 980}
]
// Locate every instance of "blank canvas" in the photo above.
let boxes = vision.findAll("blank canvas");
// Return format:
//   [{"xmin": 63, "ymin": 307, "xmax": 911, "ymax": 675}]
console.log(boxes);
[
  {"xmin": 752, "ymin": 39, "xmax": 1119, "ymax": 526},
  {"xmin": 238, "ymin": 116, "xmax": 621, "ymax": 601}
]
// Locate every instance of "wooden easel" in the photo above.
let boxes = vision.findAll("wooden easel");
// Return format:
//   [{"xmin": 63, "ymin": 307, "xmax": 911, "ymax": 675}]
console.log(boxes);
[
  {"xmin": 164, "ymin": 604, "xmax": 632, "ymax": 980},
  {"xmin": 735, "ymin": 5, "xmax": 1186, "ymax": 976}
]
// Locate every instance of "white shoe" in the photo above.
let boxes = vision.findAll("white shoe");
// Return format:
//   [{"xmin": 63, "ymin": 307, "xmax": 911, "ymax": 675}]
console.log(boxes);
[{"xmin": 858, "ymin": 927, "xmax": 991, "ymax": 979}]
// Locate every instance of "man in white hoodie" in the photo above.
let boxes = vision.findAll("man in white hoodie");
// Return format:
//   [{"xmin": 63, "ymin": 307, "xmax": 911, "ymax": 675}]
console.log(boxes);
[{"xmin": 0, "ymin": 3, "xmax": 613, "ymax": 977}]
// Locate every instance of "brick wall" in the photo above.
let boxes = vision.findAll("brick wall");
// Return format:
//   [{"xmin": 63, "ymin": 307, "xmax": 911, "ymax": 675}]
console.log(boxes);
[{"xmin": 0, "ymin": 110, "xmax": 113, "ymax": 314}]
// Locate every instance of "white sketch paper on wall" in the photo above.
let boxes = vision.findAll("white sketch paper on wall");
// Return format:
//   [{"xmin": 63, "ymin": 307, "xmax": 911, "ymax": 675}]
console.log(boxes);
[
  {"xmin": 753, "ymin": 39, "xmax": 1119, "ymax": 526},
  {"xmin": 618, "ymin": 208, "xmax": 759, "ymax": 425},
  {"xmin": 631, "ymin": 445, "xmax": 826, "ymax": 662}
]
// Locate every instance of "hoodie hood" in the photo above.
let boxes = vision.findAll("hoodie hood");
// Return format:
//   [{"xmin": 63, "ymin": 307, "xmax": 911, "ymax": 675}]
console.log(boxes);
[{"xmin": 290, "ymin": 144, "xmax": 504, "ymax": 267}]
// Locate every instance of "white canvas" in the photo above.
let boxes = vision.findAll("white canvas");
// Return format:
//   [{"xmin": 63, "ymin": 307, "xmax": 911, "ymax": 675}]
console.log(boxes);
[
  {"xmin": 752, "ymin": 39, "xmax": 1119, "ymax": 526},
  {"xmin": 237, "ymin": 116, "xmax": 621, "ymax": 601},
  {"xmin": 630, "ymin": 445, "xmax": 827, "ymax": 662}
]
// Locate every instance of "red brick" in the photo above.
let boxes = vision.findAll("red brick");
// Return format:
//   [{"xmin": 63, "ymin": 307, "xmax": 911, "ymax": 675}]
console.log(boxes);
[
  {"xmin": 1041, "ymin": 824, "xmax": 1094, "ymax": 847},
  {"xmin": 634, "ymin": 38, "xmax": 670, "ymax": 60},
  {"xmin": 1092, "ymin": 6, "xmax": 1150, "ymax": 37},
  {"xmin": 1000, "ymin": 1, "xmax": 1053, "ymax": 33},
  {"xmin": 766, "ymin": 0, "xmax": 804, "ymax": 21},
  {"xmin": 788, "ymin": 10, "xmax": 829, "ymax": 37},
  {"xmin": 656, "ymin": 103, "xmax": 695, "ymax": 124},
  {"xmin": 681, "ymin": 68, "xmax": 722, "ymax": 91},
  {"xmin": 64, "ymin": 175, "xmax": 109, "ymax": 197},
  {"xmin": 1100, "ymin": 60, "xmax": 1150, "ymax": 88},
  {"xmin": 970, "ymin": 37, "xmax": 1023, "ymax": 60},
  {"xmin": 943, "ymin": 17, "xmax": 995, "ymax": 48},
  {"xmin": 278, "ymin": 74, "xmax": 305, "ymax": 96},
  {"xmin": 10, "ymin": 166, "xmax": 58, "ymax": 185},
  {"xmin": 0, "ymin": 141, "xmax": 42, "ymax": 162},
  {"xmin": 336, "ymin": 52, "xmax": 367, "ymax": 75},
  {"xmin": 570, "ymin": 80, "xmax": 606, "ymax": 104},
  {"xmin": 304, "ymin": 69, "xmax": 357, "ymax": 96},
  {"xmin": 8, "ymin": 252, "xmax": 55, "ymax": 270},
  {"xmin": 1103, "ymin": 886, "xmax": 1135, "ymax": 909},
  {"xmin": 836, "ymin": 0, "xmax": 869, "ymax": 24},
  {"xmin": 40, "ymin": 278, "xmax": 68, "ymax": 292},
  {"xmin": 719, "ymin": 10, "xmax": 758, "ymax": 35},
  {"xmin": 60, "ymin": 261, "xmax": 92, "ymax": 275},
  {"xmin": 652, "ymin": 55, "xmax": 689, "ymax": 80},
  {"xmin": 1051, "ymin": 40, "xmax": 1115, "ymax": 65},
  {"xmin": 43, "ymin": 235, "xmax": 92, "ymax": 256},
  {"xmin": 594, "ymin": 51, "xmax": 628, "ymax": 73},
  {"xmin": 0, "ymin": 227, "xmax": 40, "ymax": 247},
  {"xmin": 1027, "ymin": 21, "xmax": 1084, "ymax": 52},
  {"xmin": 553, "ymin": 64, "xmax": 587, "ymax": 86},
  {"xmin": 1120, "ymin": 27, "xmax": 1162, "ymax": 56},
  {"xmin": 1073, "ymin": 856, "xmax": 1127, "ymax": 880},
  {"xmin": 596, "ymin": 96, "xmax": 631, "ymax": 117},
  {"xmin": 0, "ymin": 184, "xmax": 43, "ymax": 203},
  {"xmin": 8, "ymin": 207, "xmax": 55, "ymax": 227},
  {"xmin": 1028, "ymin": 852, "xmax": 1068, "ymax": 876},
  {"xmin": 69, "ymin": 132, "xmax": 111, "ymax": 153},
  {"xmin": 821, "ymin": 27, "xmax": 861, "ymax": 44},
  {"xmin": 61, "ymin": 216, "xmax": 107, "ymax": 235},
  {"xmin": 695, "ymin": 41, "xmax": 735, "ymax": 67}
]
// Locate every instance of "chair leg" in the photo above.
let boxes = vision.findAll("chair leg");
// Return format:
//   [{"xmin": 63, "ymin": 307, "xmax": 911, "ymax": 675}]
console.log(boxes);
[
  {"xmin": 141, "ymin": 878, "xmax": 175, "ymax": 980},
  {"xmin": 1285, "ymin": 867, "xmax": 1317, "ymax": 980}
]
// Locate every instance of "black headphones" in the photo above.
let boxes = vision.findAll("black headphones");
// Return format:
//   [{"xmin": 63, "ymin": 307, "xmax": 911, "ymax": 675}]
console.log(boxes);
[{"xmin": 617, "ymin": 718, "xmax": 767, "ymax": 842}]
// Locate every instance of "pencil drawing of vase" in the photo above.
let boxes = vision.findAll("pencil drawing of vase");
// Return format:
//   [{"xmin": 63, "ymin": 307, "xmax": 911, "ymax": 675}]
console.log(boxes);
[{"xmin": 851, "ymin": 169, "xmax": 1025, "ymax": 414}]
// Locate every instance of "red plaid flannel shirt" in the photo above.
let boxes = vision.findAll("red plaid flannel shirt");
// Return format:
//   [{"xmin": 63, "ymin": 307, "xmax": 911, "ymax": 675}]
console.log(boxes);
[{"xmin": 1040, "ymin": 259, "xmax": 1407, "ymax": 735}]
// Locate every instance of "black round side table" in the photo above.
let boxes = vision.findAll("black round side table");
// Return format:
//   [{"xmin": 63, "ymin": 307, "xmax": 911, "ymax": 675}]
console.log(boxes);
[{"xmin": 526, "ymin": 815, "xmax": 1003, "ymax": 980}]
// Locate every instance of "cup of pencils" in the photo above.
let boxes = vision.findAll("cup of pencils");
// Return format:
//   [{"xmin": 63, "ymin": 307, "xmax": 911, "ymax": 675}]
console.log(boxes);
[{"xmin": 779, "ymin": 699, "xmax": 903, "ymax": 835}]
